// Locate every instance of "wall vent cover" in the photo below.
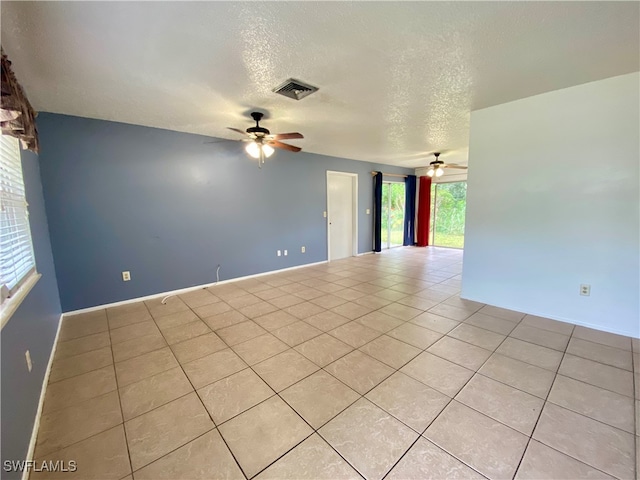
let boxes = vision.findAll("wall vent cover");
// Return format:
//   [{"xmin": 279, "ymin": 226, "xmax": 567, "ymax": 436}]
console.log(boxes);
[{"xmin": 273, "ymin": 78, "xmax": 319, "ymax": 100}]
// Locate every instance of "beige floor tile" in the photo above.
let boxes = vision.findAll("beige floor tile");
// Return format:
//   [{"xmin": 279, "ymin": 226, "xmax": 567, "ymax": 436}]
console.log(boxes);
[
  {"xmin": 325, "ymin": 350, "xmax": 394, "ymax": 395},
  {"xmin": 558, "ymin": 354, "xmax": 633, "ymax": 397},
  {"xmin": 281, "ymin": 370, "xmax": 360, "ymax": 429},
  {"xmin": 328, "ymin": 321, "xmax": 380, "ymax": 348},
  {"xmin": 59, "ymin": 313, "xmax": 108, "ymax": 341},
  {"xmin": 145, "ymin": 296, "xmax": 190, "ymax": 318},
  {"xmin": 54, "ymin": 332, "xmax": 111, "ymax": 360},
  {"xmin": 198, "ymin": 368, "xmax": 274, "ymax": 424},
  {"xmin": 376, "ymin": 289, "xmax": 409, "ymax": 302},
  {"xmin": 428, "ymin": 303, "xmax": 474, "ymax": 321},
  {"xmin": 125, "ymin": 393, "xmax": 213, "ymax": 471},
  {"xmin": 182, "ymin": 348, "xmax": 247, "ymax": 389},
  {"xmin": 119, "ymin": 367, "xmax": 193, "ymax": 421},
  {"xmin": 401, "ymin": 352, "xmax": 473, "ymax": 397},
  {"xmin": 566, "ymin": 337, "xmax": 633, "ymax": 371},
  {"xmin": 332, "ymin": 288, "xmax": 368, "ymax": 302},
  {"xmin": 107, "ymin": 302, "xmax": 147, "ymax": 319},
  {"xmin": 456, "ymin": 374, "xmax": 544, "ymax": 435},
  {"xmin": 319, "ymin": 398, "xmax": 417, "ymax": 480},
  {"xmin": 202, "ymin": 309, "xmax": 247, "ymax": 330},
  {"xmin": 294, "ymin": 334, "xmax": 353, "ymax": 367},
  {"xmin": 388, "ymin": 323, "xmax": 442, "ymax": 349},
  {"xmin": 178, "ymin": 288, "xmax": 220, "ymax": 308},
  {"xmin": 310, "ymin": 293, "xmax": 349, "ymax": 309},
  {"xmin": 548, "ymin": 374, "xmax": 635, "ymax": 433},
  {"xmin": 427, "ymin": 336, "xmax": 492, "ymax": 371},
  {"xmin": 464, "ymin": 312, "xmax": 517, "ymax": 335},
  {"xmin": 255, "ymin": 433, "xmax": 360, "ymax": 480},
  {"xmin": 238, "ymin": 301, "xmax": 279, "ymax": 319},
  {"xmin": 193, "ymin": 301, "xmax": 233, "ymax": 320},
  {"xmin": 366, "ymin": 372, "xmax": 450, "ymax": 433},
  {"xmin": 110, "ymin": 320, "xmax": 160, "ymax": 345},
  {"xmin": 268, "ymin": 293, "xmax": 306, "ymax": 309},
  {"xmin": 410, "ymin": 312, "xmax": 459, "ymax": 334},
  {"xmin": 272, "ymin": 321, "xmax": 323, "ymax": 347},
  {"xmin": 573, "ymin": 325, "xmax": 632, "ymax": 351},
  {"xmin": 227, "ymin": 293, "xmax": 263, "ymax": 309},
  {"xmin": 379, "ymin": 302, "xmax": 423, "ymax": 320},
  {"xmin": 107, "ymin": 309, "xmax": 153, "ymax": 330},
  {"xmin": 43, "ymin": 365, "xmax": 117, "ymax": 413},
  {"xmin": 356, "ymin": 311, "xmax": 404, "ymax": 333},
  {"xmin": 303, "ymin": 310, "xmax": 351, "ymax": 332},
  {"xmin": 253, "ymin": 310, "xmax": 299, "ymax": 331},
  {"xmin": 153, "ymin": 310, "xmax": 199, "ymax": 330},
  {"xmin": 231, "ymin": 333, "xmax": 289, "ymax": 365},
  {"xmin": 495, "ymin": 337, "xmax": 563, "ymax": 371},
  {"xmin": 296, "ymin": 287, "xmax": 327, "ymax": 301},
  {"xmin": 170, "ymin": 332, "xmax": 227, "ymax": 364},
  {"xmin": 396, "ymin": 294, "xmax": 439, "ymax": 311},
  {"xmin": 509, "ymin": 324, "xmax": 569, "ymax": 351},
  {"xmin": 359, "ymin": 335, "xmax": 421, "ymax": 369},
  {"xmin": 521, "ymin": 314, "xmax": 574, "ymax": 335},
  {"xmin": 218, "ymin": 396, "xmax": 313, "ymax": 478},
  {"xmin": 448, "ymin": 323, "xmax": 505, "ymax": 351},
  {"xmin": 442, "ymin": 295, "xmax": 484, "ymax": 311},
  {"xmin": 533, "ymin": 403, "xmax": 635, "ymax": 479},
  {"xmin": 354, "ymin": 294, "xmax": 394, "ymax": 310},
  {"xmin": 425, "ymin": 400, "xmax": 528, "ymax": 479},
  {"xmin": 330, "ymin": 301, "xmax": 374, "ymax": 320},
  {"xmin": 160, "ymin": 319, "xmax": 211, "ymax": 345},
  {"xmin": 49, "ymin": 347, "xmax": 113, "ymax": 383},
  {"xmin": 134, "ymin": 429, "xmax": 243, "ymax": 480},
  {"xmin": 478, "ymin": 305, "xmax": 525, "ymax": 322},
  {"xmin": 115, "ymin": 347, "xmax": 179, "ymax": 388},
  {"xmin": 253, "ymin": 349, "xmax": 319, "ymax": 392},
  {"xmin": 515, "ymin": 440, "xmax": 615, "ymax": 479},
  {"xmin": 32, "ymin": 426, "xmax": 131, "ymax": 480},
  {"xmin": 479, "ymin": 353, "xmax": 555, "ymax": 398},
  {"xmin": 386, "ymin": 437, "xmax": 484, "ymax": 480},
  {"xmin": 112, "ymin": 332, "xmax": 166, "ymax": 363},
  {"xmin": 216, "ymin": 320, "xmax": 267, "ymax": 345},
  {"xmin": 35, "ymin": 391, "xmax": 122, "ymax": 458},
  {"xmin": 284, "ymin": 301, "xmax": 326, "ymax": 319}
]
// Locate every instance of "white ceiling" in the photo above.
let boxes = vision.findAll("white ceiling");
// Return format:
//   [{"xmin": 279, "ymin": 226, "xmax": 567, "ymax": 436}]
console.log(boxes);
[{"xmin": 1, "ymin": 1, "xmax": 638, "ymax": 170}]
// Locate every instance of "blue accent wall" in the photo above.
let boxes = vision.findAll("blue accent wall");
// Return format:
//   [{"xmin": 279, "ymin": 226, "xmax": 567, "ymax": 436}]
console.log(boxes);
[
  {"xmin": 37, "ymin": 113, "xmax": 413, "ymax": 312},
  {"xmin": 1, "ymin": 148, "xmax": 62, "ymax": 478}
]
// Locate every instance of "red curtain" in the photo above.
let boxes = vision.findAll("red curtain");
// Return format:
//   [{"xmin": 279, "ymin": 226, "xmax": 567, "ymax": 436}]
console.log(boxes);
[{"xmin": 416, "ymin": 176, "xmax": 432, "ymax": 246}]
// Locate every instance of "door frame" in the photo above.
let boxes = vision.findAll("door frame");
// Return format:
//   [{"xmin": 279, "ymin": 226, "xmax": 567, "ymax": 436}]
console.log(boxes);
[{"xmin": 326, "ymin": 171, "xmax": 358, "ymax": 261}]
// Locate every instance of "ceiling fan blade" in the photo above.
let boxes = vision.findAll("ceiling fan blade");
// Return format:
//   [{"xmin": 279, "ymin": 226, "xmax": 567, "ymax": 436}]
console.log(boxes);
[
  {"xmin": 227, "ymin": 127, "xmax": 248, "ymax": 136},
  {"xmin": 272, "ymin": 132, "xmax": 304, "ymax": 140},
  {"xmin": 268, "ymin": 140, "xmax": 302, "ymax": 152},
  {"xmin": 444, "ymin": 165, "xmax": 468, "ymax": 169}
]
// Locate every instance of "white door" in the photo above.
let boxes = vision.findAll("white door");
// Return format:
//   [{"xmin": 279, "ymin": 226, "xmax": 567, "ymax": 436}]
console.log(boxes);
[{"xmin": 327, "ymin": 172, "xmax": 357, "ymax": 261}]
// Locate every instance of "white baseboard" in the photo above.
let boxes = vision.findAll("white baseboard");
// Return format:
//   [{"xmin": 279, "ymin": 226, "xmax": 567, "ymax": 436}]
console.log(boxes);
[
  {"xmin": 64, "ymin": 261, "xmax": 328, "ymax": 317},
  {"xmin": 23, "ymin": 313, "xmax": 63, "ymax": 480},
  {"xmin": 357, "ymin": 251, "xmax": 374, "ymax": 256}
]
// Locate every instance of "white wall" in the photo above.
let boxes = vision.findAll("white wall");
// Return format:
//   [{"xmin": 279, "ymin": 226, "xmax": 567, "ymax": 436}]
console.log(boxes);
[{"xmin": 462, "ymin": 72, "xmax": 639, "ymax": 338}]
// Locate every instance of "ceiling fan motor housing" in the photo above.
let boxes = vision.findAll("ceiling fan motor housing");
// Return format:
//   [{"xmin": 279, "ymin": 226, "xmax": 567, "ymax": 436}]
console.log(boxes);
[{"xmin": 247, "ymin": 112, "xmax": 270, "ymax": 135}]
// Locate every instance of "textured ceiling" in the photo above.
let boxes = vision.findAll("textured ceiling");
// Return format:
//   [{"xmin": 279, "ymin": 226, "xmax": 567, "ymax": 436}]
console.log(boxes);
[{"xmin": 1, "ymin": 1, "xmax": 638, "ymax": 170}]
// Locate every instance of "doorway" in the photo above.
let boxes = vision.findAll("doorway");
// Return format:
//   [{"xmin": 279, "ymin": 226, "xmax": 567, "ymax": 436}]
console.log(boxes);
[
  {"xmin": 326, "ymin": 171, "xmax": 358, "ymax": 261},
  {"xmin": 430, "ymin": 181, "xmax": 467, "ymax": 248},
  {"xmin": 381, "ymin": 182, "xmax": 405, "ymax": 249}
]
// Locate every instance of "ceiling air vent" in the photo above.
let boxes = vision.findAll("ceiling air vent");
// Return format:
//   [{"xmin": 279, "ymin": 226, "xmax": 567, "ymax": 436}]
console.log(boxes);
[{"xmin": 273, "ymin": 78, "xmax": 319, "ymax": 100}]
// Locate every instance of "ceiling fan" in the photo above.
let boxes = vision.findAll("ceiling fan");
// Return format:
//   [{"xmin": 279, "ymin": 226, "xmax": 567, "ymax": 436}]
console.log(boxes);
[
  {"xmin": 228, "ymin": 112, "xmax": 304, "ymax": 167},
  {"xmin": 425, "ymin": 152, "xmax": 468, "ymax": 178}
]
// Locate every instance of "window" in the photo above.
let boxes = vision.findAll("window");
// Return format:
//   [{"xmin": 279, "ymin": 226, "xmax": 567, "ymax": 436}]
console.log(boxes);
[
  {"xmin": 1, "ymin": 133, "xmax": 37, "ymax": 324},
  {"xmin": 430, "ymin": 181, "xmax": 467, "ymax": 248}
]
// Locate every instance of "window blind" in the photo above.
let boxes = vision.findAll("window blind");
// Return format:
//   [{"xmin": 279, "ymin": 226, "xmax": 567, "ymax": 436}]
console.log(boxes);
[{"xmin": 0, "ymin": 134, "xmax": 36, "ymax": 304}]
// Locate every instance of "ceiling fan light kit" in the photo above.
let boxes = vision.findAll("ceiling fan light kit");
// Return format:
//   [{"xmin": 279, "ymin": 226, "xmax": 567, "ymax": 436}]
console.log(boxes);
[
  {"xmin": 228, "ymin": 112, "xmax": 304, "ymax": 168},
  {"xmin": 425, "ymin": 152, "xmax": 467, "ymax": 178}
]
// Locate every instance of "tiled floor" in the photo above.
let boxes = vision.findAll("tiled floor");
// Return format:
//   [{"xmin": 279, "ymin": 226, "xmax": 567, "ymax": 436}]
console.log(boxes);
[{"xmin": 33, "ymin": 247, "xmax": 639, "ymax": 480}]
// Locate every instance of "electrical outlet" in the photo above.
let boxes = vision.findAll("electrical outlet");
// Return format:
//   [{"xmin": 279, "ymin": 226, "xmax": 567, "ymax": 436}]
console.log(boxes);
[
  {"xmin": 122, "ymin": 271, "xmax": 131, "ymax": 281},
  {"xmin": 25, "ymin": 350, "xmax": 32, "ymax": 372},
  {"xmin": 323, "ymin": 211, "xmax": 327, "ymax": 218},
  {"xmin": 277, "ymin": 250, "xmax": 281, "ymax": 257},
  {"xmin": 301, "ymin": 246, "xmax": 306, "ymax": 253},
  {"xmin": 580, "ymin": 284, "xmax": 591, "ymax": 296},
  {"xmin": 284, "ymin": 250, "xmax": 288, "ymax": 256}
]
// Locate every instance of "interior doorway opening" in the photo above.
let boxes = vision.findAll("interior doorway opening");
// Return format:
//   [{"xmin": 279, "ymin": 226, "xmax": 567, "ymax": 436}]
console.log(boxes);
[
  {"xmin": 430, "ymin": 181, "xmax": 467, "ymax": 248},
  {"xmin": 381, "ymin": 181, "xmax": 405, "ymax": 249}
]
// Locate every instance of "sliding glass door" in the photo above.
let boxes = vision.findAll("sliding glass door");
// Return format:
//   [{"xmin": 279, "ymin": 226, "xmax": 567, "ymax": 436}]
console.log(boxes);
[
  {"xmin": 430, "ymin": 182, "xmax": 467, "ymax": 248},
  {"xmin": 381, "ymin": 182, "xmax": 405, "ymax": 249}
]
